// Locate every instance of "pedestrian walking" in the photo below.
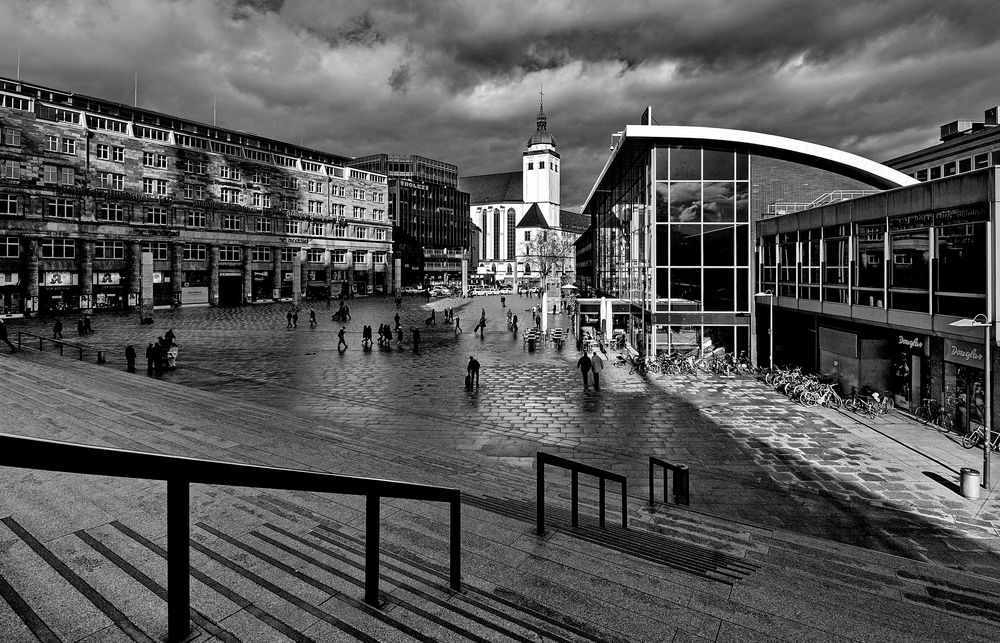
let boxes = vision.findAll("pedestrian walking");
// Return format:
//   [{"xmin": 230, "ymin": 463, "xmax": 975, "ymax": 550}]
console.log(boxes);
[
  {"xmin": 338, "ymin": 326, "xmax": 348, "ymax": 350},
  {"xmin": 83, "ymin": 314, "xmax": 93, "ymax": 334},
  {"xmin": 394, "ymin": 311, "xmax": 401, "ymax": 330},
  {"xmin": 455, "ymin": 316, "xmax": 462, "ymax": 334},
  {"xmin": 411, "ymin": 327, "xmax": 421, "ymax": 353},
  {"xmin": 576, "ymin": 351, "xmax": 593, "ymax": 389},
  {"xmin": 553, "ymin": 304, "xmax": 557, "ymax": 315},
  {"xmin": 165, "ymin": 328, "xmax": 176, "ymax": 345},
  {"xmin": 0, "ymin": 318, "xmax": 15, "ymax": 352},
  {"xmin": 124, "ymin": 344, "xmax": 136, "ymax": 372},
  {"xmin": 467, "ymin": 356, "xmax": 480, "ymax": 389},
  {"xmin": 292, "ymin": 310, "xmax": 299, "ymax": 327},
  {"xmin": 395, "ymin": 295, "xmax": 402, "ymax": 309},
  {"xmin": 512, "ymin": 313, "xmax": 518, "ymax": 334},
  {"xmin": 362, "ymin": 324, "xmax": 373, "ymax": 347},
  {"xmin": 591, "ymin": 351, "xmax": 604, "ymax": 391},
  {"xmin": 501, "ymin": 296, "xmax": 506, "ymax": 308},
  {"xmin": 52, "ymin": 318, "xmax": 63, "ymax": 339},
  {"xmin": 396, "ymin": 326, "xmax": 404, "ymax": 347},
  {"xmin": 309, "ymin": 309, "xmax": 317, "ymax": 327},
  {"xmin": 478, "ymin": 312, "xmax": 487, "ymax": 336},
  {"xmin": 535, "ymin": 315, "xmax": 541, "ymax": 330},
  {"xmin": 146, "ymin": 342, "xmax": 158, "ymax": 374},
  {"xmin": 286, "ymin": 310, "xmax": 293, "ymax": 328},
  {"xmin": 77, "ymin": 318, "xmax": 85, "ymax": 336}
]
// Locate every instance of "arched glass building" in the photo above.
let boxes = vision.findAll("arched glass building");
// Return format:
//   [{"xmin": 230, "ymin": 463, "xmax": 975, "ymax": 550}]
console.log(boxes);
[{"xmin": 579, "ymin": 116, "xmax": 916, "ymax": 360}]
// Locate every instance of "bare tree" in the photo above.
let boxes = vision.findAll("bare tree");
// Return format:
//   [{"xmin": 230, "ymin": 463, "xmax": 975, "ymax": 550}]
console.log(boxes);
[{"xmin": 522, "ymin": 231, "xmax": 575, "ymax": 288}]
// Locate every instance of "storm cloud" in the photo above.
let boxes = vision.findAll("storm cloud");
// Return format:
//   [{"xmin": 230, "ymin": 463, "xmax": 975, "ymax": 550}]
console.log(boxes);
[{"xmin": 2, "ymin": 0, "xmax": 999, "ymax": 210}]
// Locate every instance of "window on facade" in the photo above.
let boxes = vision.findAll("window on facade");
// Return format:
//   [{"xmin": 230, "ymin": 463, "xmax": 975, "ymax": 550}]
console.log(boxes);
[
  {"xmin": 823, "ymin": 233, "xmax": 850, "ymax": 304},
  {"xmin": 46, "ymin": 135, "xmax": 59, "ymax": 152},
  {"xmin": 527, "ymin": 162, "xmax": 533, "ymax": 170},
  {"xmin": 777, "ymin": 234, "xmax": 797, "ymax": 298},
  {"xmin": 936, "ymin": 222, "xmax": 987, "ymax": 316},
  {"xmin": 253, "ymin": 193, "xmax": 271, "ymax": 208},
  {"xmin": 183, "ymin": 184, "xmax": 206, "ymax": 200},
  {"xmin": 43, "ymin": 164, "xmax": 58, "ymax": 184},
  {"xmin": 524, "ymin": 231, "xmax": 531, "ymax": 241},
  {"xmin": 61, "ymin": 138, "xmax": 76, "ymax": 154},
  {"xmin": 143, "ymin": 152, "xmax": 167, "ymax": 168},
  {"xmin": 0, "ymin": 194, "xmax": 17, "ymax": 215},
  {"xmin": 355, "ymin": 226, "xmax": 368, "ymax": 239},
  {"xmin": 331, "ymin": 184, "xmax": 345, "ymax": 198},
  {"xmin": 280, "ymin": 248, "xmax": 297, "ymax": 262},
  {"xmin": 42, "ymin": 238, "xmax": 75, "ymax": 258},
  {"xmin": 219, "ymin": 245, "xmax": 241, "ymax": 262},
  {"xmin": 308, "ymin": 200, "xmax": 323, "ymax": 215},
  {"xmin": 797, "ymin": 231, "xmax": 820, "ymax": 301},
  {"xmin": 1, "ymin": 160, "xmax": 18, "ymax": 179},
  {"xmin": 943, "ymin": 162, "xmax": 956, "ymax": 177},
  {"xmin": 354, "ymin": 251, "xmax": 367, "ymax": 265},
  {"xmin": 310, "ymin": 222, "xmax": 324, "ymax": 236},
  {"xmin": 353, "ymin": 206, "xmax": 365, "ymax": 219},
  {"xmin": 284, "ymin": 219, "xmax": 301, "ymax": 235},
  {"xmin": 539, "ymin": 161, "xmax": 545, "ymax": 169},
  {"xmin": 222, "ymin": 214, "xmax": 241, "ymax": 230},
  {"xmin": 59, "ymin": 167, "xmax": 74, "ymax": 185},
  {"xmin": 307, "ymin": 249, "xmax": 325, "ymax": 263},
  {"xmin": 251, "ymin": 246, "xmax": 271, "ymax": 262},
  {"xmin": 220, "ymin": 187, "xmax": 240, "ymax": 203},
  {"xmin": 333, "ymin": 223, "xmax": 348, "ymax": 237},
  {"xmin": 2, "ymin": 128, "xmax": 21, "ymax": 146},
  {"xmin": 1, "ymin": 237, "xmax": 18, "ymax": 258},
  {"xmin": 888, "ymin": 228, "xmax": 929, "ymax": 312},
  {"xmin": 143, "ymin": 178, "xmax": 168, "ymax": 195},
  {"xmin": 144, "ymin": 207, "xmax": 168, "ymax": 225},
  {"xmin": 854, "ymin": 223, "xmax": 884, "ymax": 308},
  {"xmin": 308, "ymin": 180, "xmax": 323, "ymax": 194},
  {"xmin": 374, "ymin": 228, "xmax": 386, "ymax": 241},
  {"xmin": 958, "ymin": 158, "xmax": 971, "ymax": 173},
  {"xmin": 353, "ymin": 188, "xmax": 365, "ymax": 200},
  {"xmin": 220, "ymin": 166, "xmax": 241, "ymax": 181},
  {"xmin": 46, "ymin": 198, "xmax": 75, "ymax": 218},
  {"xmin": 974, "ymin": 154, "xmax": 990, "ymax": 169},
  {"xmin": 331, "ymin": 250, "xmax": 347, "ymax": 263},
  {"xmin": 96, "ymin": 143, "xmax": 110, "ymax": 160},
  {"xmin": 184, "ymin": 244, "xmax": 207, "ymax": 261},
  {"xmin": 929, "ymin": 166, "xmax": 941, "ymax": 180},
  {"xmin": 372, "ymin": 251, "xmax": 386, "ymax": 264},
  {"xmin": 93, "ymin": 241, "xmax": 125, "ymax": 260},
  {"xmin": 113, "ymin": 146, "xmax": 125, "ymax": 163},
  {"xmin": 915, "ymin": 169, "xmax": 928, "ymax": 181},
  {"xmin": 255, "ymin": 217, "xmax": 272, "ymax": 233},
  {"xmin": 97, "ymin": 203, "xmax": 125, "ymax": 222},
  {"xmin": 141, "ymin": 242, "xmax": 169, "ymax": 260},
  {"xmin": 186, "ymin": 210, "xmax": 206, "ymax": 228}
]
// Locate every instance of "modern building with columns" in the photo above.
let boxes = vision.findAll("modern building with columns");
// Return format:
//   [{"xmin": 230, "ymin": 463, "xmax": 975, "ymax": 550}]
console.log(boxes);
[{"xmin": 0, "ymin": 76, "xmax": 391, "ymax": 317}]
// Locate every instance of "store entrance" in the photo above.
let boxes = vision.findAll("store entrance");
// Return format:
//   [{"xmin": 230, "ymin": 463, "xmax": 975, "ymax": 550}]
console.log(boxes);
[
  {"xmin": 218, "ymin": 275, "xmax": 244, "ymax": 306},
  {"xmin": 952, "ymin": 365, "xmax": 986, "ymax": 436}
]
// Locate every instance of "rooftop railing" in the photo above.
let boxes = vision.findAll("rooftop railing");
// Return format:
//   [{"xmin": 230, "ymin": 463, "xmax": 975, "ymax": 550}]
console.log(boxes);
[{"xmin": 0, "ymin": 433, "xmax": 462, "ymax": 643}]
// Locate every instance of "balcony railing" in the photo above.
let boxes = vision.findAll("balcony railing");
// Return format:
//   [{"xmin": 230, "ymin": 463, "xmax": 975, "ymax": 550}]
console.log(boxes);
[{"xmin": 0, "ymin": 433, "xmax": 462, "ymax": 642}]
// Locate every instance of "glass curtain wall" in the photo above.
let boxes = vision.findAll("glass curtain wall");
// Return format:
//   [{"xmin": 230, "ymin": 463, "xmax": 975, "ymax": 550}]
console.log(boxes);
[{"xmin": 652, "ymin": 145, "xmax": 751, "ymax": 356}]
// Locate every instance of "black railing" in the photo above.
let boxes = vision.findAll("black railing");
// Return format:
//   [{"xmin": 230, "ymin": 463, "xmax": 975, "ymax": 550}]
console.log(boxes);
[
  {"xmin": 535, "ymin": 451, "xmax": 627, "ymax": 535},
  {"xmin": 16, "ymin": 330, "xmax": 105, "ymax": 364},
  {"xmin": 0, "ymin": 433, "xmax": 462, "ymax": 642},
  {"xmin": 648, "ymin": 456, "xmax": 690, "ymax": 506}
]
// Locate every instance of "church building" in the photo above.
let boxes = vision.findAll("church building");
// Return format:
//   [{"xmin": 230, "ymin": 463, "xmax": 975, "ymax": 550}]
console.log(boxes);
[{"xmin": 458, "ymin": 99, "xmax": 587, "ymax": 290}]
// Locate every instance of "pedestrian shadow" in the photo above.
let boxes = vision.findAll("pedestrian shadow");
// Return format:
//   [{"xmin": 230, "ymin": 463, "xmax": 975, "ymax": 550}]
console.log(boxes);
[{"xmin": 923, "ymin": 470, "xmax": 962, "ymax": 495}]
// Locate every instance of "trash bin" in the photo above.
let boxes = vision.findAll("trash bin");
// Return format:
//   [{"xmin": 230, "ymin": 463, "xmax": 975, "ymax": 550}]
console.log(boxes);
[
  {"xmin": 960, "ymin": 467, "xmax": 981, "ymax": 499},
  {"xmin": 528, "ymin": 337, "xmax": 536, "ymax": 351}
]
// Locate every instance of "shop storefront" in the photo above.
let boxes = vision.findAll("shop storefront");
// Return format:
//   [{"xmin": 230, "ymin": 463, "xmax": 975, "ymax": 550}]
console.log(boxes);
[
  {"xmin": 281, "ymin": 270, "xmax": 294, "ymax": 298},
  {"xmin": 217, "ymin": 270, "xmax": 243, "ymax": 306},
  {"xmin": 92, "ymin": 271, "xmax": 125, "ymax": 310},
  {"xmin": 252, "ymin": 271, "xmax": 273, "ymax": 302},
  {"xmin": 890, "ymin": 332, "xmax": 928, "ymax": 412},
  {"xmin": 40, "ymin": 272, "xmax": 80, "ymax": 313},
  {"xmin": 305, "ymin": 270, "xmax": 327, "ymax": 300},
  {"xmin": 0, "ymin": 272, "xmax": 23, "ymax": 315},
  {"xmin": 943, "ymin": 338, "xmax": 986, "ymax": 435},
  {"xmin": 152, "ymin": 272, "xmax": 174, "ymax": 307},
  {"xmin": 182, "ymin": 271, "xmax": 209, "ymax": 305}
]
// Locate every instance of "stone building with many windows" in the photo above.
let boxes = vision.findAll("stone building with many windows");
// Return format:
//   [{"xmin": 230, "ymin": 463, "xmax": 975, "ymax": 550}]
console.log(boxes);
[{"xmin": 0, "ymin": 76, "xmax": 392, "ymax": 316}]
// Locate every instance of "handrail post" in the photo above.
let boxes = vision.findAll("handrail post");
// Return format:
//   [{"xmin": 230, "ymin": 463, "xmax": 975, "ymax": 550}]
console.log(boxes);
[
  {"xmin": 535, "ymin": 453, "xmax": 545, "ymax": 535},
  {"xmin": 166, "ymin": 478, "xmax": 190, "ymax": 642},
  {"xmin": 648, "ymin": 459, "xmax": 655, "ymax": 507},
  {"xmin": 599, "ymin": 476, "xmax": 606, "ymax": 528},
  {"xmin": 17, "ymin": 331, "xmax": 21, "ymax": 350},
  {"xmin": 59, "ymin": 342, "xmax": 64, "ymax": 356},
  {"xmin": 39, "ymin": 337, "xmax": 42, "ymax": 351},
  {"xmin": 570, "ymin": 469, "xmax": 578, "ymax": 527},
  {"xmin": 674, "ymin": 465, "xmax": 690, "ymax": 506},
  {"xmin": 449, "ymin": 496, "xmax": 461, "ymax": 592},
  {"xmin": 365, "ymin": 494, "xmax": 380, "ymax": 607},
  {"xmin": 621, "ymin": 479, "xmax": 628, "ymax": 530}
]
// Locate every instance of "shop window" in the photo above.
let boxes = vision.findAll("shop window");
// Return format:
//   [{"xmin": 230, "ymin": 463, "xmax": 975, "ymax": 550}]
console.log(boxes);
[
  {"xmin": 854, "ymin": 223, "xmax": 884, "ymax": 307},
  {"xmin": 823, "ymin": 236, "xmax": 849, "ymax": 303},
  {"xmin": 799, "ymin": 233, "xmax": 820, "ymax": 301}
]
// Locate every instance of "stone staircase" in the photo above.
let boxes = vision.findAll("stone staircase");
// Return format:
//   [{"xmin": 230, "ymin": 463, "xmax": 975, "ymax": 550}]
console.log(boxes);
[{"xmin": 3, "ymin": 348, "xmax": 1000, "ymax": 641}]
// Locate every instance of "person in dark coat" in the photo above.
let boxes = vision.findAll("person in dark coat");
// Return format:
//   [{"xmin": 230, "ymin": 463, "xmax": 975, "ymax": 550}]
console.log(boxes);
[
  {"xmin": 467, "ymin": 356, "xmax": 480, "ymax": 389},
  {"xmin": 511, "ymin": 314, "xmax": 518, "ymax": 334},
  {"xmin": 83, "ymin": 314, "xmax": 93, "ymax": 334},
  {"xmin": 286, "ymin": 310, "xmax": 293, "ymax": 328},
  {"xmin": 0, "ymin": 318, "xmax": 15, "ymax": 352},
  {"xmin": 53, "ymin": 318, "xmax": 63, "ymax": 339},
  {"xmin": 292, "ymin": 310, "xmax": 298, "ymax": 327},
  {"xmin": 576, "ymin": 352, "xmax": 593, "ymax": 389},
  {"xmin": 125, "ymin": 344, "xmax": 137, "ymax": 372},
  {"xmin": 338, "ymin": 326, "xmax": 348, "ymax": 350},
  {"xmin": 146, "ymin": 343, "xmax": 158, "ymax": 374},
  {"xmin": 77, "ymin": 319, "xmax": 85, "ymax": 336},
  {"xmin": 309, "ymin": 309, "xmax": 317, "ymax": 327},
  {"xmin": 165, "ymin": 328, "xmax": 176, "ymax": 344}
]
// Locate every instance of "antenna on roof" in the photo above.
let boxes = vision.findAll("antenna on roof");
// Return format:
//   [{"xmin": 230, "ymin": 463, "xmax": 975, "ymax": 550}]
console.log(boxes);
[
  {"xmin": 213, "ymin": 95, "xmax": 217, "ymax": 126},
  {"xmin": 16, "ymin": 48, "xmax": 20, "ymax": 81},
  {"xmin": 133, "ymin": 71, "xmax": 138, "ymax": 107}
]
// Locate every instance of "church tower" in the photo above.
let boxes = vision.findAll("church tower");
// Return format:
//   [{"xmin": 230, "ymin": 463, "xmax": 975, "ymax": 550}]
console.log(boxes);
[{"xmin": 522, "ymin": 92, "xmax": 560, "ymax": 227}]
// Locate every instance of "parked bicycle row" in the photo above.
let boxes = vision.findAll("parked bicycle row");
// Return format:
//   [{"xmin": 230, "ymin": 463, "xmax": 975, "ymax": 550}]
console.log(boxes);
[
  {"xmin": 611, "ymin": 345, "xmax": 757, "ymax": 378},
  {"xmin": 759, "ymin": 365, "xmax": 894, "ymax": 418}
]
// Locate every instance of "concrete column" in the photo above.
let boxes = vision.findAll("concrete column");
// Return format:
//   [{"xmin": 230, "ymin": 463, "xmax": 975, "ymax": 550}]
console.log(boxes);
[
  {"xmin": 461, "ymin": 253, "xmax": 468, "ymax": 298},
  {"xmin": 325, "ymin": 251, "xmax": 333, "ymax": 298},
  {"xmin": 394, "ymin": 255, "xmax": 402, "ymax": 294},
  {"xmin": 80, "ymin": 240, "xmax": 94, "ymax": 312},
  {"xmin": 129, "ymin": 241, "xmax": 142, "ymax": 310},
  {"xmin": 242, "ymin": 246, "xmax": 252, "ymax": 304},
  {"xmin": 291, "ymin": 251, "xmax": 301, "ymax": 306},
  {"xmin": 208, "ymin": 244, "xmax": 219, "ymax": 307},
  {"xmin": 346, "ymin": 251, "xmax": 354, "ymax": 299},
  {"xmin": 25, "ymin": 237, "xmax": 40, "ymax": 314},
  {"xmin": 171, "ymin": 242, "xmax": 183, "ymax": 307},
  {"xmin": 271, "ymin": 247, "xmax": 281, "ymax": 300},
  {"xmin": 541, "ymin": 291, "xmax": 549, "ymax": 333}
]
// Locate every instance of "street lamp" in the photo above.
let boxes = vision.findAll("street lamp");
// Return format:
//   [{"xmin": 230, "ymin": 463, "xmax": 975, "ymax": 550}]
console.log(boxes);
[
  {"xmin": 754, "ymin": 290, "xmax": 774, "ymax": 370},
  {"xmin": 949, "ymin": 314, "xmax": 992, "ymax": 489}
]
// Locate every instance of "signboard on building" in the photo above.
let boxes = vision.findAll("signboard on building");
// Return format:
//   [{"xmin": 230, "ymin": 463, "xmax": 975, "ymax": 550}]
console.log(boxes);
[
  {"xmin": 896, "ymin": 333, "xmax": 926, "ymax": 354},
  {"xmin": 0, "ymin": 272, "xmax": 20, "ymax": 286},
  {"xmin": 95, "ymin": 271, "xmax": 121, "ymax": 285},
  {"xmin": 944, "ymin": 338, "xmax": 985, "ymax": 368},
  {"xmin": 42, "ymin": 272, "xmax": 78, "ymax": 287}
]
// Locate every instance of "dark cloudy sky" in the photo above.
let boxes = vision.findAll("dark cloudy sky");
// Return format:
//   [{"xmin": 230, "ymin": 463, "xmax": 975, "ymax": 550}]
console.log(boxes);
[{"xmin": 3, "ymin": 0, "xmax": 1000, "ymax": 210}]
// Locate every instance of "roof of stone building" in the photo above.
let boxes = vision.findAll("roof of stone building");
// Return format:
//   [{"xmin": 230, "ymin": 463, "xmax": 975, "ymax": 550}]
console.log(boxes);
[
  {"xmin": 559, "ymin": 209, "xmax": 590, "ymax": 233},
  {"xmin": 517, "ymin": 203, "xmax": 549, "ymax": 228},
  {"xmin": 457, "ymin": 171, "xmax": 523, "ymax": 205}
]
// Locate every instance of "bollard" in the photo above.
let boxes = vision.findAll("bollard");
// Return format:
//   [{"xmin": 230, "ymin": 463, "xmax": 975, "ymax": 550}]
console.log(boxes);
[
  {"xmin": 96, "ymin": 350, "xmax": 106, "ymax": 364},
  {"xmin": 673, "ymin": 464, "xmax": 690, "ymax": 506},
  {"xmin": 960, "ymin": 468, "xmax": 981, "ymax": 499}
]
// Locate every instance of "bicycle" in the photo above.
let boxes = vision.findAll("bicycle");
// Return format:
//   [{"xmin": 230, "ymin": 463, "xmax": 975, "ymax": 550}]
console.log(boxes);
[
  {"xmin": 800, "ymin": 383, "xmax": 842, "ymax": 409},
  {"xmin": 961, "ymin": 424, "xmax": 1000, "ymax": 451},
  {"xmin": 914, "ymin": 398, "xmax": 954, "ymax": 432}
]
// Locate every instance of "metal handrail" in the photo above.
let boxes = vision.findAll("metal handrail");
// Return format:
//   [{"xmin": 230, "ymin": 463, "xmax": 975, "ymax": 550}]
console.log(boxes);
[
  {"xmin": 535, "ymin": 451, "xmax": 627, "ymax": 535},
  {"xmin": 648, "ymin": 456, "xmax": 690, "ymax": 507},
  {"xmin": 17, "ymin": 330, "xmax": 86, "ymax": 361},
  {"xmin": 0, "ymin": 432, "xmax": 462, "ymax": 643}
]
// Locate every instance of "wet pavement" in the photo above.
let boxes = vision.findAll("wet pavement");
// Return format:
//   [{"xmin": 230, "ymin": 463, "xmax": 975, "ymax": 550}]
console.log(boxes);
[{"xmin": 7, "ymin": 293, "xmax": 1000, "ymax": 577}]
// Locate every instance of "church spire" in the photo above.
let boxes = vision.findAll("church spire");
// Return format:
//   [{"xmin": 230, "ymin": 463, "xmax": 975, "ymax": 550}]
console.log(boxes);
[{"xmin": 536, "ymin": 85, "xmax": 547, "ymax": 132}]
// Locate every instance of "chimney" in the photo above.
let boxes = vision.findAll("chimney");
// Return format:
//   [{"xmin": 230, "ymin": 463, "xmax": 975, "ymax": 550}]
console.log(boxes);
[{"xmin": 986, "ymin": 106, "xmax": 999, "ymax": 126}]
